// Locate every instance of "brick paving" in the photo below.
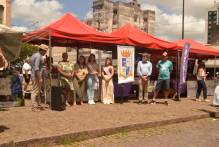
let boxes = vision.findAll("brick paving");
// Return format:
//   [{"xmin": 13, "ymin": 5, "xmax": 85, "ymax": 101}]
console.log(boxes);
[
  {"xmin": 65, "ymin": 118, "xmax": 219, "ymax": 147},
  {"xmin": 0, "ymin": 97, "xmax": 218, "ymax": 145}
]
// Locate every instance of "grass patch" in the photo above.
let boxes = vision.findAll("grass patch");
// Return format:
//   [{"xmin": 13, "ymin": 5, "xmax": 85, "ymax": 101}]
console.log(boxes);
[{"xmin": 58, "ymin": 137, "xmax": 74, "ymax": 146}]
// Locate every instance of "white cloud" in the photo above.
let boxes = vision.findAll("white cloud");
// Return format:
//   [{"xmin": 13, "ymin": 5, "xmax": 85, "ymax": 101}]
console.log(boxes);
[
  {"xmin": 141, "ymin": 2, "xmax": 208, "ymax": 43},
  {"xmin": 12, "ymin": 26, "xmax": 29, "ymax": 32},
  {"xmin": 84, "ymin": 11, "xmax": 93, "ymax": 20},
  {"xmin": 12, "ymin": 0, "xmax": 64, "ymax": 30}
]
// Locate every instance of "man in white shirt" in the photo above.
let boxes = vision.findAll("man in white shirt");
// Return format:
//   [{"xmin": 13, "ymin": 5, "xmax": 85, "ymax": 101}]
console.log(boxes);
[
  {"xmin": 137, "ymin": 53, "xmax": 152, "ymax": 104},
  {"xmin": 22, "ymin": 58, "xmax": 32, "ymax": 92}
]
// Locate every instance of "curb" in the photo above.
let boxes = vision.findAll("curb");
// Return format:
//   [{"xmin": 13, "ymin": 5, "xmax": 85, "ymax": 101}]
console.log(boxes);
[{"xmin": 1, "ymin": 111, "xmax": 219, "ymax": 147}]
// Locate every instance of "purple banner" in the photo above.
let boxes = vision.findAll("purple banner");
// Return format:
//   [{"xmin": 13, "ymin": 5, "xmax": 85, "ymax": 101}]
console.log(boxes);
[{"xmin": 179, "ymin": 42, "xmax": 191, "ymax": 85}]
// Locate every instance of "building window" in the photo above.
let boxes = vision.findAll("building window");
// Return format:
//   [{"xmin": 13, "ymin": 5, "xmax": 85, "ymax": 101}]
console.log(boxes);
[
  {"xmin": 144, "ymin": 18, "xmax": 148, "ymax": 23},
  {"xmin": 134, "ymin": 15, "xmax": 138, "ymax": 22},
  {"xmin": 113, "ymin": 9, "xmax": 118, "ymax": 25},
  {"xmin": 0, "ymin": 5, "xmax": 4, "ymax": 24}
]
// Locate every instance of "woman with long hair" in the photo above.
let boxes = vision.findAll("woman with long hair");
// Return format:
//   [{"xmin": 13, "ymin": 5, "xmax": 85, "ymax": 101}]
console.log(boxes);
[
  {"xmin": 87, "ymin": 54, "xmax": 99, "ymax": 104},
  {"xmin": 101, "ymin": 58, "xmax": 114, "ymax": 104},
  {"xmin": 196, "ymin": 61, "xmax": 208, "ymax": 102},
  {"xmin": 73, "ymin": 55, "xmax": 88, "ymax": 105}
]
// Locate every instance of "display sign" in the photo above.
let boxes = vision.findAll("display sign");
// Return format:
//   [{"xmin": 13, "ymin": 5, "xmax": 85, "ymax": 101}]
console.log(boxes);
[
  {"xmin": 179, "ymin": 42, "xmax": 190, "ymax": 94},
  {"xmin": 117, "ymin": 45, "xmax": 135, "ymax": 84}
]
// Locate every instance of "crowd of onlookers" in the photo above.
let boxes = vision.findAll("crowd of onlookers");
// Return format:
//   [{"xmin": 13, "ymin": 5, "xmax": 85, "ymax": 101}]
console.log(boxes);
[{"xmin": 1, "ymin": 44, "xmax": 218, "ymax": 111}]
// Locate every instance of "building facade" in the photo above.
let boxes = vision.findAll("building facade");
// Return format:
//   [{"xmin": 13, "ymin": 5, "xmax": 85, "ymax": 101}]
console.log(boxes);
[
  {"xmin": 92, "ymin": 0, "xmax": 155, "ymax": 34},
  {"xmin": 0, "ymin": 0, "xmax": 11, "ymax": 26},
  {"xmin": 206, "ymin": 2, "xmax": 219, "ymax": 45}
]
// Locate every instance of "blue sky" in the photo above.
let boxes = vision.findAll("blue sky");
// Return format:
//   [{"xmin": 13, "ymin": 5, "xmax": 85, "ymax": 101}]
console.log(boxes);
[
  {"xmin": 12, "ymin": 0, "xmax": 215, "ymax": 42},
  {"xmin": 58, "ymin": 0, "xmax": 92, "ymax": 19}
]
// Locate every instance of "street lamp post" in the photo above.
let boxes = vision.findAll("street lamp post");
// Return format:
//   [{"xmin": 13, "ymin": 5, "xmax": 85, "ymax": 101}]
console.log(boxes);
[
  {"xmin": 177, "ymin": 0, "xmax": 185, "ymax": 101},
  {"xmin": 182, "ymin": 0, "xmax": 185, "ymax": 39}
]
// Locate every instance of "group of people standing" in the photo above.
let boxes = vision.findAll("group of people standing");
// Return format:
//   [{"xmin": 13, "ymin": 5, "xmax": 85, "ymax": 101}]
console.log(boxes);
[
  {"xmin": 27, "ymin": 44, "xmax": 217, "ymax": 111},
  {"xmin": 30, "ymin": 44, "xmax": 115, "ymax": 111},
  {"xmin": 137, "ymin": 51, "xmax": 173, "ymax": 105}
]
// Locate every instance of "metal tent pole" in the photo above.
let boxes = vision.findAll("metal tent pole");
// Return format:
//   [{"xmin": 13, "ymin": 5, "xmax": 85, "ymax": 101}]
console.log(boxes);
[
  {"xmin": 48, "ymin": 30, "xmax": 52, "ymax": 108},
  {"xmin": 214, "ymin": 56, "xmax": 217, "ymax": 87},
  {"xmin": 177, "ymin": 50, "xmax": 181, "ymax": 100}
]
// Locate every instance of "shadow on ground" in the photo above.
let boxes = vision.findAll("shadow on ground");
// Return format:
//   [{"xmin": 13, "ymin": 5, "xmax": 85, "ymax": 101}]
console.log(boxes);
[{"xmin": 0, "ymin": 125, "xmax": 9, "ymax": 133}]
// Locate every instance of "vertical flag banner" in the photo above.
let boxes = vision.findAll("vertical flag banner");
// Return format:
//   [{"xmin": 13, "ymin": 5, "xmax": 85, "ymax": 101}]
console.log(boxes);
[
  {"xmin": 117, "ymin": 45, "xmax": 135, "ymax": 84},
  {"xmin": 179, "ymin": 42, "xmax": 190, "ymax": 93}
]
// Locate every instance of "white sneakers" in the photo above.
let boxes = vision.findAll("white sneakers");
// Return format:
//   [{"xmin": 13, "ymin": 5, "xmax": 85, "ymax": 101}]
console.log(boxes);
[
  {"xmin": 88, "ymin": 100, "xmax": 95, "ymax": 105},
  {"xmin": 103, "ymin": 100, "xmax": 113, "ymax": 104}
]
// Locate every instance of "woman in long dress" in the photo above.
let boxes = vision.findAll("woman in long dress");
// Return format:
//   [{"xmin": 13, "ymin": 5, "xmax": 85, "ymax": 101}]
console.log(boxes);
[
  {"xmin": 73, "ymin": 55, "xmax": 88, "ymax": 105},
  {"xmin": 57, "ymin": 52, "xmax": 75, "ymax": 106},
  {"xmin": 101, "ymin": 58, "xmax": 114, "ymax": 104}
]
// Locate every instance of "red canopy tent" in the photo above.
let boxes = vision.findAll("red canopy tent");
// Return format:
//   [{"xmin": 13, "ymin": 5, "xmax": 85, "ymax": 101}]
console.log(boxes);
[
  {"xmin": 22, "ymin": 13, "xmax": 124, "ymax": 47},
  {"xmin": 175, "ymin": 39, "xmax": 219, "ymax": 57},
  {"xmin": 111, "ymin": 24, "xmax": 177, "ymax": 50}
]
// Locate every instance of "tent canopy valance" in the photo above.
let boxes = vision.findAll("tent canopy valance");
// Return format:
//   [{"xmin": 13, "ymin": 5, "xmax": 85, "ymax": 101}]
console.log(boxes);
[
  {"xmin": 111, "ymin": 24, "xmax": 177, "ymax": 50},
  {"xmin": 22, "ymin": 13, "xmax": 124, "ymax": 47},
  {"xmin": 175, "ymin": 39, "xmax": 219, "ymax": 57}
]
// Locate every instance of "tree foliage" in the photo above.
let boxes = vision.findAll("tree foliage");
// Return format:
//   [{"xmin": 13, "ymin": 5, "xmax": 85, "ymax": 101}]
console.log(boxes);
[{"xmin": 19, "ymin": 43, "xmax": 38, "ymax": 60}]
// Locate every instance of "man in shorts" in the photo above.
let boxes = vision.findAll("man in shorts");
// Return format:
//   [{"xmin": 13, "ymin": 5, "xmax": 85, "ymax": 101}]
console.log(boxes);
[{"xmin": 151, "ymin": 51, "xmax": 173, "ymax": 105}]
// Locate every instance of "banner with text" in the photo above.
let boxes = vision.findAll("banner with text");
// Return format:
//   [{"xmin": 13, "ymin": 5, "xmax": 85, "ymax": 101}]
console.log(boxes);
[
  {"xmin": 117, "ymin": 45, "xmax": 135, "ymax": 84},
  {"xmin": 179, "ymin": 42, "xmax": 191, "ymax": 93}
]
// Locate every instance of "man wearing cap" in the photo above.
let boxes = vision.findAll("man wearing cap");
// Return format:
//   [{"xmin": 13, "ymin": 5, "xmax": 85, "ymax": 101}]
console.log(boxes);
[
  {"xmin": 137, "ymin": 53, "xmax": 152, "ymax": 104},
  {"xmin": 30, "ymin": 44, "xmax": 48, "ymax": 111},
  {"xmin": 152, "ymin": 51, "xmax": 173, "ymax": 105}
]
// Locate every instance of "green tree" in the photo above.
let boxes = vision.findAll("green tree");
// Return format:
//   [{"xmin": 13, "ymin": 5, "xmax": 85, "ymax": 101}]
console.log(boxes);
[{"xmin": 19, "ymin": 43, "xmax": 38, "ymax": 60}]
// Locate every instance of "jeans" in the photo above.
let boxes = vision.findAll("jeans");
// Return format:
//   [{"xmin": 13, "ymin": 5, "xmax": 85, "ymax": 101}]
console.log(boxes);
[
  {"xmin": 87, "ymin": 75, "xmax": 96, "ymax": 101},
  {"xmin": 196, "ymin": 80, "xmax": 207, "ymax": 99}
]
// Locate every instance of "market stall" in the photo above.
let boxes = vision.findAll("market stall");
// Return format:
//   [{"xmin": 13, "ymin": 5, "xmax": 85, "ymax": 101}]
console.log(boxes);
[
  {"xmin": 0, "ymin": 25, "xmax": 22, "ymax": 103},
  {"xmin": 175, "ymin": 39, "xmax": 219, "ymax": 97}
]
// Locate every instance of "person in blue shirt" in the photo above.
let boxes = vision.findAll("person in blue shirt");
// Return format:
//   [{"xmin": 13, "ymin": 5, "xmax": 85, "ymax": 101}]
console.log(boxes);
[
  {"xmin": 151, "ymin": 51, "xmax": 173, "ymax": 105},
  {"xmin": 30, "ymin": 44, "xmax": 48, "ymax": 111},
  {"xmin": 11, "ymin": 66, "xmax": 23, "ymax": 101},
  {"xmin": 137, "ymin": 53, "xmax": 152, "ymax": 104}
]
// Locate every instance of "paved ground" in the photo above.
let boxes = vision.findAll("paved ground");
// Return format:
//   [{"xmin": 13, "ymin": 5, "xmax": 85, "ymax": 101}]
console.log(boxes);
[
  {"xmin": 61, "ymin": 118, "xmax": 219, "ymax": 147},
  {"xmin": 0, "ymin": 97, "xmax": 218, "ymax": 145}
]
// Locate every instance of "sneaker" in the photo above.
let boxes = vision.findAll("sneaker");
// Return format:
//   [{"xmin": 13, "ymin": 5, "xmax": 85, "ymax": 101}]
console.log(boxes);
[
  {"xmin": 88, "ymin": 100, "xmax": 95, "ymax": 105},
  {"xmin": 204, "ymin": 99, "xmax": 210, "ymax": 102}
]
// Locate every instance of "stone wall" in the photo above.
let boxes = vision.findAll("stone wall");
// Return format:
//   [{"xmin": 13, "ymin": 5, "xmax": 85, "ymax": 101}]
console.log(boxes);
[{"xmin": 0, "ymin": 0, "xmax": 11, "ymax": 26}]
